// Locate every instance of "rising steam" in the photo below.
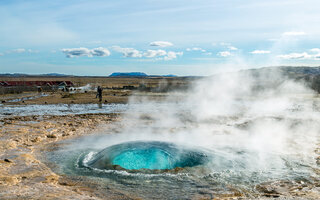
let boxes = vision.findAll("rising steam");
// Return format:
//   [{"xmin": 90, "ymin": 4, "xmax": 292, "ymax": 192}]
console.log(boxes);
[{"xmin": 72, "ymin": 67, "xmax": 320, "ymax": 177}]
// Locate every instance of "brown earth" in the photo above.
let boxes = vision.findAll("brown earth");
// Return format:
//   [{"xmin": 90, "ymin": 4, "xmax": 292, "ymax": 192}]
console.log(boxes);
[
  {"xmin": 0, "ymin": 113, "xmax": 140, "ymax": 200},
  {"xmin": 0, "ymin": 76, "xmax": 193, "ymax": 89},
  {"xmin": 3, "ymin": 90, "xmax": 131, "ymax": 105},
  {"xmin": 0, "ymin": 76, "xmax": 192, "ymax": 104}
]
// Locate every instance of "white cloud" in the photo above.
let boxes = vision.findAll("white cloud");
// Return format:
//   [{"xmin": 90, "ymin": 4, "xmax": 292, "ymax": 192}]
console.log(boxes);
[
  {"xmin": 204, "ymin": 52, "xmax": 212, "ymax": 55},
  {"xmin": 62, "ymin": 47, "xmax": 110, "ymax": 58},
  {"xmin": 277, "ymin": 52, "xmax": 313, "ymax": 60},
  {"xmin": 310, "ymin": 48, "xmax": 320, "ymax": 53},
  {"xmin": 150, "ymin": 41, "xmax": 173, "ymax": 47},
  {"xmin": 282, "ymin": 31, "xmax": 306, "ymax": 36},
  {"xmin": 27, "ymin": 49, "xmax": 39, "ymax": 53},
  {"xmin": 251, "ymin": 50, "xmax": 271, "ymax": 54},
  {"xmin": 62, "ymin": 47, "xmax": 91, "ymax": 58},
  {"xmin": 112, "ymin": 46, "xmax": 142, "ymax": 58},
  {"xmin": 228, "ymin": 46, "xmax": 238, "ymax": 51},
  {"xmin": 143, "ymin": 49, "xmax": 167, "ymax": 58},
  {"xmin": 220, "ymin": 42, "xmax": 231, "ymax": 46},
  {"xmin": 91, "ymin": 47, "xmax": 111, "ymax": 57},
  {"xmin": 12, "ymin": 48, "xmax": 26, "ymax": 53},
  {"xmin": 163, "ymin": 51, "xmax": 183, "ymax": 60},
  {"xmin": 217, "ymin": 51, "xmax": 231, "ymax": 57},
  {"xmin": 186, "ymin": 47, "xmax": 206, "ymax": 52},
  {"xmin": 220, "ymin": 42, "xmax": 238, "ymax": 51},
  {"xmin": 112, "ymin": 46, "xmax": 182, "ymax": 60}
]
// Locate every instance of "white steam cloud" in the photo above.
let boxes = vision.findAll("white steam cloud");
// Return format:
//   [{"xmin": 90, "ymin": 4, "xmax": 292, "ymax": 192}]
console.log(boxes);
[{"xmin": 68, "ymin": 67, "xmax": 320, "ymax": 194}]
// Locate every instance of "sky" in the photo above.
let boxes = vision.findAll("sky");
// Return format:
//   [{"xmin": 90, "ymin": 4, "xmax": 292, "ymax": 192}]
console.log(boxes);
[{"xmin": 1, "ymin": 0, "xmax": 320, "ymax": 76}]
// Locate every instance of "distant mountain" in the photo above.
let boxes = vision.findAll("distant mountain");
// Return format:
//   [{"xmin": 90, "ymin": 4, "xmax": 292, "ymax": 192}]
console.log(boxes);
[
  {"xmin": 154, "ymin": 74, "xmax": 178, "ymax": 77},
  {"xmin": 109, "ymin": 72, "xmax": 148, "ymax": 77}
]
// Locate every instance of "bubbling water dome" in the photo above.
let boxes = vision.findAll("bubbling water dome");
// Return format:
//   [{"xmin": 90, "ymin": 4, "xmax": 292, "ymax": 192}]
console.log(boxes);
[{"xmin": 85, "ymin": 141, "xmax": 209, "ymax": 171}]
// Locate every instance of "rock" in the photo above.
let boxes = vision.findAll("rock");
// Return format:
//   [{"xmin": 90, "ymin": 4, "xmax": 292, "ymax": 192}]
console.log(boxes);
[
  {"xmin": 47, "ymin": 134, "xmax": 57, "ymax": 138},
  {"xmin": 62, "ymin": 133, "xmax": 70, "ymax": 137},
  {"xmin": 4, "ymin": 158, "xmax": 12, "ymax": 163},
  {"xmin": 31, "ymin": 137, "xmax": 42, "ymax": 143}
]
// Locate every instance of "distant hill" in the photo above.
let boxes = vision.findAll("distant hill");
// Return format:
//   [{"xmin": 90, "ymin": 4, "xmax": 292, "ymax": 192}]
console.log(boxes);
[
  {"xmin": 244, "ymin": 66, "xmax": 320, "ymax": 75},
  {"xmin": 109, "ymin": 72, "xmax": 148, "ymax": 77}
]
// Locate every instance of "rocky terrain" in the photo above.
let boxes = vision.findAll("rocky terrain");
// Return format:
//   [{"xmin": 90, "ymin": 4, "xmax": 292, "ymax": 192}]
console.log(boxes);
[{"xmin": 0, "ymin": 113, "xmax": 139, "ymax": 199}]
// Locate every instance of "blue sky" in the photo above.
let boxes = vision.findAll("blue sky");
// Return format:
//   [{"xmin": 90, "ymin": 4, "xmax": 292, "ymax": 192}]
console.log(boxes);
[{"xmin": 1, "ymin": 0, "xmax": 320, "ymax": 76}]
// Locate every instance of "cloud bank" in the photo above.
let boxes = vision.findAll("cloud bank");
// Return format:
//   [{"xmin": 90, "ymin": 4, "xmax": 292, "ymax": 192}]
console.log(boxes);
[
  {"xmin": 143, "ymin": 49, "xmax": 167, "ymax": 58},
  {"xmin": 163, "ymin": 51, "xmax": 183, "ymax": 61},
  {"xmin": 112, "ymin": 46, "xmax": 183, "ymax": 60},
  {"xmin": 62, "ymin": 47, "xmax": 110, "ymax": 58},
  {"xmin": 112, "ymin": 46, "xmax": 142, "ymax": 58},
  {"xmin": 277, "ymin": 49, "xmax": 320, "ymax": 60}
]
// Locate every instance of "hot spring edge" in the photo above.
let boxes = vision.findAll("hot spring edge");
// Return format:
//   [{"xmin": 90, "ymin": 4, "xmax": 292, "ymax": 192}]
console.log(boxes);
[{"xmin": 85, "ymin": 141, "xmax": 208, "ymax": 171}]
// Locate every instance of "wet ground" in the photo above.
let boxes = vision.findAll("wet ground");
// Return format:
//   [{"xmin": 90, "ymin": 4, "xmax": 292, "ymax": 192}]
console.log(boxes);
[{"xmin": 1, "ymin": 91, "xmax": 320, "ymax": 199}]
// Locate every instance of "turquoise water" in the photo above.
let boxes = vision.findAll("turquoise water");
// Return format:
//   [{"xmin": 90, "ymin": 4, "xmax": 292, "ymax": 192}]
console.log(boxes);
[
  {"xmin": 112, "ymin": 148, "xmax": 172, "ymax": 170},
  {"xmin": 86, "ymin": 141, "xmax": 209, "ymax": 171}
]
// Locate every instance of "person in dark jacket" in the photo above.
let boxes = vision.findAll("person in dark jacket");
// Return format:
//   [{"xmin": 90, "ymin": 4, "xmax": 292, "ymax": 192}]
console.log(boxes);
[{"xmin": 96, "ymin": 86, "xmax": 103, "ymax": 102}]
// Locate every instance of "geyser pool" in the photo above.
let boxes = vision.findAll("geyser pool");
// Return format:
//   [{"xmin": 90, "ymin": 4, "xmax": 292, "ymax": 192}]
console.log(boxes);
[{"xmin": 85, "ymin": 141, "xmax": 208, "ymax": 170}]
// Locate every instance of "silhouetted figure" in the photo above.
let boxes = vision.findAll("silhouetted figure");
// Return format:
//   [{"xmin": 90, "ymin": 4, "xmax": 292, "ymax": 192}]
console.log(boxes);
[
  {"xmin": 37, "ymin": 87, "xmax": 42, "ymax": 93},
  {"xmin": 96, "ymin": 86, "xmax": 103, "ymax": 102}
]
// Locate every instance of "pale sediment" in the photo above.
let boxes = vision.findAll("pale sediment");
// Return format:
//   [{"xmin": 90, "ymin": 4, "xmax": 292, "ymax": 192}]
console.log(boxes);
[{"xmin": 0, "ymin": 113, "xmax": 136, "ymax": 200}]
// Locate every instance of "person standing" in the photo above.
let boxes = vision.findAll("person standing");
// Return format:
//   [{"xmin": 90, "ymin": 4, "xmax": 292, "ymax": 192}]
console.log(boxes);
[{"xmin": 97, "ymin": 86, "xmax": 103, "ymax": 102}]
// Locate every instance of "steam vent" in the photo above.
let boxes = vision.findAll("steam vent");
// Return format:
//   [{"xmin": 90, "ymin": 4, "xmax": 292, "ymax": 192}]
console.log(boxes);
[{"xmin": 86, "ymin": 141, "xmax": 208, "ymax": 171}]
